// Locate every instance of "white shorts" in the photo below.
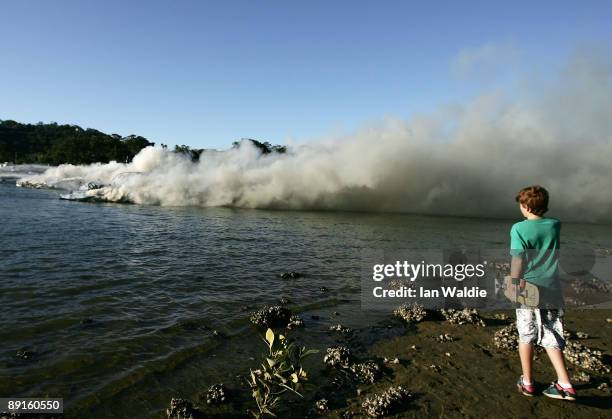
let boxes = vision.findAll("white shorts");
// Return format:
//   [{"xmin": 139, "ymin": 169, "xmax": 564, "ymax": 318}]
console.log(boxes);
[{"xmin": 516, "ymin": 308, "xmax": 565, "ymax": 349}]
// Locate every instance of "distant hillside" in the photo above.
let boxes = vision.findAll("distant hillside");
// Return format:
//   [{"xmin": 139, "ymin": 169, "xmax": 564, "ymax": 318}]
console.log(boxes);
[{"xmin": 0, "ymin": 120, "xmax": 154, "ymax": 165}]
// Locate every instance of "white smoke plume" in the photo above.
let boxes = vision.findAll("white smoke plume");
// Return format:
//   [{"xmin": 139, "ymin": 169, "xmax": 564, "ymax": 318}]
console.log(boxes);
[{"xmin": 17, "ymin": 49, "xmax": 612, "ymax": 221}]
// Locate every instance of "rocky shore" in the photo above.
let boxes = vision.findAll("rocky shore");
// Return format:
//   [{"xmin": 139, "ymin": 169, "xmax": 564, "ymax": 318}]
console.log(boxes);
[{"xmin": 161, "ymin": 305, "xmax": 611, "ymax": 419}]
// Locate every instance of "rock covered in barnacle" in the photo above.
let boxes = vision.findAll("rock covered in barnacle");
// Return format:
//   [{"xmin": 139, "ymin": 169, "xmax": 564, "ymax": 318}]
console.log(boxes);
[
  {"xmin": 393, "ymin": 303, "xmax": 427, "ymax": 323},
  {"xmin": 361, "ymin": 386, "xmax": 412, "ymax": 418},
  {"xmin": 349, "ymin": 360, "xmax": 382, "ymax": 383},
  {"xmin": 493, "ymin": 322, "xmax": 518, "ymax": 351},
  {"xmin": 329, "ymin": 324, "xmax": 352, "ymax": 333},
  {"xmin": 323, "ymin": 346, "xmax": 353, "ymax": 368},
  {"xmin": 286, "ymin": 314, "xmax": 305, "ymax": 329},
  {"xmin": 249, "ymin": 305, "xmax": 292, "ymax": 328},
  {"xmin": 166, "ymin": 398, "xmax": 196, "ymax": 419},
  {"xmin": 573, "ymin": 370, "xmax": 591, "ymax": 383},
  {"xmin": 570, "ymin": 277, "xmax": 612, "ymax": 294},
  {"xmin": 441, "ymin": 308, "xmax": 486, "ymax": 326},
  {"xmin": 564, "ymin": 340, "xmax": 610, "ymax": 374},
  {"xmin": 206, "ymin": 383, "xmax": 226, "ymax": 405},
  {"xmin": 315, "ymin": 398, "xmax": 329, "ymax": 413}
]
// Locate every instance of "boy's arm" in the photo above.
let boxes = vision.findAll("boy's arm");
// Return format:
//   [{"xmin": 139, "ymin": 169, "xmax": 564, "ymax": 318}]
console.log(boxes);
[{"xmin": 510, "ymin": 256, "xmax": 524, "ymax": 279}]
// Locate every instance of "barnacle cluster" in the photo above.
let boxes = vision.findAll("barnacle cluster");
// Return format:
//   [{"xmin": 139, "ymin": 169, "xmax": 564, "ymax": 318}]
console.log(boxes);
[
  {"xmin": 492, "ymin": 322, "xmax": 518, "ymax": 351},
  {"xmin": 249, "ymin": 305, "xmax": 292, "ymax": 328},
  {"xmin": 323, "ymin": 346, "xmax": 353, "ymax": 368},
  {"xmin": 441, "ymin": 308, "xmax": 486, "ymax": 327},
  {"xmin": 286, "ymin": 315, "xmax": 305, "ymax": 330},
  {"xmin": 361, "ymin": 386, "xmax": 412, "ymax": 418},
  {"xmin": 206, "ymin": 383, "xmax": 226, "ymax": 405},
  {"xmin": 166, "ymin": 398, "xmax": 196, "ymax": 419},
  {"xmin": 393, "ymin": 303, "xmax": 427, "ymax": 323}
]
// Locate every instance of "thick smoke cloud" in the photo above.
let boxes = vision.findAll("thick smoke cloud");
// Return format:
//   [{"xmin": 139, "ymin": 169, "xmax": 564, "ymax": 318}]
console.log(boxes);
[{"xmin": 17, "ymin": 49, "xmax": 612, "ymax": 221}]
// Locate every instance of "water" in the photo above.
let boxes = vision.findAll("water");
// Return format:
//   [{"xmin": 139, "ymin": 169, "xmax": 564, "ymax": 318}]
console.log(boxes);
[{"xmin": 1, "ymin": 182, "xmax": 611, "ymax": 417}]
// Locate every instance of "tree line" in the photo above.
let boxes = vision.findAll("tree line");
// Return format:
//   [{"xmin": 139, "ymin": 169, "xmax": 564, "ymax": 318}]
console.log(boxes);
[
  {"xmin": 0, "ymin": 120, "xmax": 287, "ymax": 166},
  {"xmin": 0, "ymin": 120, "xmax": 154, "ymax": 165}
]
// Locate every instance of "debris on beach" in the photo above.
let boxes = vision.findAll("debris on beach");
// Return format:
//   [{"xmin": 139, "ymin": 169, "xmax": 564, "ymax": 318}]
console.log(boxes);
[
  {"xmin": 323, "ymin": 346, "xmax": 354, "ymax": 368},
  {"xmin": 492, "ymin": 322, "xmax": 518, "ymax": 351},
  {"xmin": 394, "ymin": 303, "xmax": 427, "ymax": 323},
  {"xmin": 205, "ymin": 383, "xmax": 227, "ymax": 405},
  {"xmin": 329, "ymin": 324, "xmax": 352, "ymax": 333},
  {"xmin": 361, "ymin": 385, "xmax": 412, "ymax": 418},
  {"xmin": 440, "ymin": 308, "xmax": 486, "ymax": 327},
  {"xmin": 598, "ymin": 381, "xmax": 611, "ymax": 392},
  {"xmin": 166, "ymin": 398, "xmax": 197, "ymax": 419},
  {"xmin": 286, "ymin": 314, "xmax": 305, "ymax": 330},
  {"xmin": 428, "ymin": 364, "xmax": 441, "ymax": 372},
  {"xmin": 564, "ymin": 340, "xmax": 610, "ymax": 374},
  {"xmin": 435, "ymin": 333, "xmax": 454, "ymax": 343},
  {"xmin": 280, "ymin": 271, "xmax": 303, "ymax": 279},
  {"xmin": 349, "ymin": 360, "xmax": 382, "ymax": 384},
  {"xmin": 315, "ymin": 398, "xmax": 329, "ymax": 413},
  {"xmin": 493, "ymin": 313, "xmax": 509, "ymax": 321},
  {"xmin": 383, "ymin": 357, "xmax": 400, "ymax": 364},
  {"xmin": 249, "ymin": 305, "xmax": 292, "ymax": 328}
]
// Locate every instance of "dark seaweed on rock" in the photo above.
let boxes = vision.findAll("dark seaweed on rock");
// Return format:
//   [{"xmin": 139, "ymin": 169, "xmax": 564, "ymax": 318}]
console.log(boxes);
[
  {"xmin": 249, "ymin": 305, "xmax": 292, "ymax": 328},
  {"xmin": 361, "ymin": 385, "xmax": 412, "ymax": 418}
]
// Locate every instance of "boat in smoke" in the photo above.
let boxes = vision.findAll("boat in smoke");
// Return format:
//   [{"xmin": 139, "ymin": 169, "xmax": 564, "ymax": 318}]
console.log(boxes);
[
  {"xmin": 58, "ymin": 172, "xmax": 143, "ymax": 202},
  {"xmin": 59, "ymin": 182, "xmax": 107, "ymax": 202}
]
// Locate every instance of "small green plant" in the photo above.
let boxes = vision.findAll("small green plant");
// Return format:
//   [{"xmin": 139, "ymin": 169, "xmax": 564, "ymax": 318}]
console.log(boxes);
[{"xmin": 247, "ymin": 328, "xmax": 317, "ymax": 418}]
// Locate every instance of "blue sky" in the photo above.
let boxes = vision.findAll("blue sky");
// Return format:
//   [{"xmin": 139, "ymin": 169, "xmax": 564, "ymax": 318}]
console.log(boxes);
[{"xmin": 1, "ymin": 0, "xmax": 610, "ymax": 149}]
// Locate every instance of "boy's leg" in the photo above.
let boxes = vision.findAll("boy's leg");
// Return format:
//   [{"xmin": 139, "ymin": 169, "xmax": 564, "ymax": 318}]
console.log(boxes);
[
  {"xmin": 516, "ymin": 308, "xmax": 537, "ymax": 384},
  {"xmin": 518, "ymin": 342, "xmax": 534, "ymax": 383},
  {"xmin": 544, "ymin": 347, "xmax": 571, "ymax": 385}
]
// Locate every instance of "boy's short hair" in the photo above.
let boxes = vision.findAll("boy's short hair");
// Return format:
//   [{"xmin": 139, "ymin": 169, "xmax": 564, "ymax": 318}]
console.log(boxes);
[{"xmin": 515, "ymin": 185, "xmax": 549, "ymax": 216}]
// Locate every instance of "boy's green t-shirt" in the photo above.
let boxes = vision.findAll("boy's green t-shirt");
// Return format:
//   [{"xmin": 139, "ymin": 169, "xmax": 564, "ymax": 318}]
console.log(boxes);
[{"xmin": 510, "ymin": 218, "xmax": 561, "ymax": 289}]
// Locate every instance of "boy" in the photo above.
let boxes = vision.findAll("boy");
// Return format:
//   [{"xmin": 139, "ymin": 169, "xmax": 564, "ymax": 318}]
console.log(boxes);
[{"xmin": 510, "ymin": 185, "xmax": 576, "ymax": 400}]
